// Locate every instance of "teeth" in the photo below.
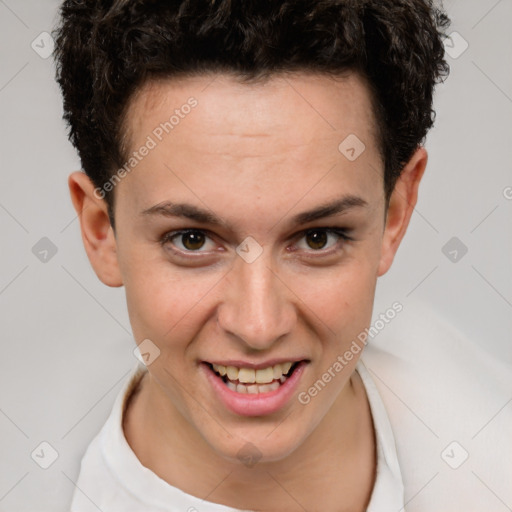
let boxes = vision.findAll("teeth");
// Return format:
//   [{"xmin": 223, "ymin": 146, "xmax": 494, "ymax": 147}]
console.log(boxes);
[
  {"xmin": 268, "ymin": 381, "xmax": 280, "ymax": 392},
  {"xmin": 238, "ymin": 368, "xmax": 256, "ymax": 383},
  {"xmin": 226, "ymin": 366, "xmax": 238, "ymax": 380},
  {"xmin": 230, "ymin": 380, "xmax": 282, "ymax": 394},
  {"xmin": 255, "ymin": 367, "xmax": 274, "ymax": 384},
  {"xmin": 236, "ymin": 383, "xmax": 247, "ymax": 394},
  {"xmin": 281, "ymin": 362, "xmax": 292, "ymax": 374},
  {"xmin": 212, "ymin": 361, "xmax": 296, "ymax": 384},
  {"xmin": 211, "ymin": 361, "xmax": 299, "ymax": 394}
]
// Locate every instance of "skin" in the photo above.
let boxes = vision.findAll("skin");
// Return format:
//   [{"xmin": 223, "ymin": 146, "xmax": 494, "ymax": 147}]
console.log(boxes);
[{"xmin": 68, "ymin": 71, "xmax": 426, "ymax": 511}]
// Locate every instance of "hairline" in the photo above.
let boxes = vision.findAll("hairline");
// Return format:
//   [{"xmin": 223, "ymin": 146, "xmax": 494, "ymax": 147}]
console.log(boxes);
[{"xmin": 107, "ymin": 68, "xmax": 387, "ymax": 230}]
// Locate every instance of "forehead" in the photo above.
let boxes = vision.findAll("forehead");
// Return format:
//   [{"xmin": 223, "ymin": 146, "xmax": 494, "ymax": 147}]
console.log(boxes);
[
  {"xmin": 117, "ymin": 72, "xmax": 383, "ymax": 227},
  {"xmin": 123, "ymin": 71, "xmax": 379, "ymax": 157}
]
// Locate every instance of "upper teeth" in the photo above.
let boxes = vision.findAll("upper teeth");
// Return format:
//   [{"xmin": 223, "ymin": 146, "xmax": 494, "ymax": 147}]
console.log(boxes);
[{"xmin": 212, "ymin": 362, "xmax": 294, "ymax": 384}]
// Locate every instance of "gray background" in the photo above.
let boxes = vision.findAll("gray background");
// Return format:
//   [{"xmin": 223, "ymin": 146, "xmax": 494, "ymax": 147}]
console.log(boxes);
[{"xmin": 0, "ymin": 0, "xmax": 511, "ymax": 510}]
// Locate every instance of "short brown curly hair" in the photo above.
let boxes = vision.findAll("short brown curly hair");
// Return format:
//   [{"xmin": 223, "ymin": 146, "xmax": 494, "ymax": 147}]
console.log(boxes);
[{"xmin": 53, "ymin": 0, "xmax": 450, "ymax": 228}]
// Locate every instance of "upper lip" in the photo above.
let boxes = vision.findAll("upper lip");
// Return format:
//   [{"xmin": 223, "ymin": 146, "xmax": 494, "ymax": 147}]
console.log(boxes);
[{"xmin": 203, "ymin": 358, "xmax": 309, "ymax": 370}]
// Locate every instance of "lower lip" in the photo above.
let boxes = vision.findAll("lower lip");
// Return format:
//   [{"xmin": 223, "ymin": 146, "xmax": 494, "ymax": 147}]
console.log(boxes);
[{"xmin": 201, "ymin": 362, "xmax": 307, "ymax": 417}]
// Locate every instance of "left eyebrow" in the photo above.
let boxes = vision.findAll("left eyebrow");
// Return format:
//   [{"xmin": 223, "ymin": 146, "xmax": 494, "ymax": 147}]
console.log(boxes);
[
  {"xmin": 288, "ymin": 195, "xmax": 369, "ymax": 226},
  {"xmin": 140, "ymin": 194, "xmax": 368, "ymax": 229}
]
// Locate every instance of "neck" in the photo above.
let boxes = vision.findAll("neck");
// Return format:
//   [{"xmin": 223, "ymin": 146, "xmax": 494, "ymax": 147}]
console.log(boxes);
[{"xmin": 123, "ymin": 369, "xmax": 376, "ymax": 512}]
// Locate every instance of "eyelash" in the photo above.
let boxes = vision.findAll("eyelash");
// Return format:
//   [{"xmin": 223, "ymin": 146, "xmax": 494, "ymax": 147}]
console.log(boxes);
[{"xmin": 159, "ymin": 227, "xmax": 353, "ymax": 258}]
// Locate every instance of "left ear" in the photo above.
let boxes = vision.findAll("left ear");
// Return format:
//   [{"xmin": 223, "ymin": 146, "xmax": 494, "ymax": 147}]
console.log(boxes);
[{"xmin": 377, "ymin": 146, "xmax": 428, "ymax": 277}]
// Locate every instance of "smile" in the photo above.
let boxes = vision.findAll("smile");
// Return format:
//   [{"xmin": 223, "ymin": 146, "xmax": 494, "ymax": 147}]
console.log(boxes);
[
  {"xmin": 210, "ymin": 361, "xmax": 297, "ymax": 394},
  {"xmin": 201, "ymin": 360, "xmax": 308, "ymax": 416}
]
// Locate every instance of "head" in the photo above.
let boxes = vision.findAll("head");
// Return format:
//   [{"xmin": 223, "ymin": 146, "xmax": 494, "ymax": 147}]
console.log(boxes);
[{"xmin": 54, "ymin": 0, "xmax": 449, "ymax": 463}]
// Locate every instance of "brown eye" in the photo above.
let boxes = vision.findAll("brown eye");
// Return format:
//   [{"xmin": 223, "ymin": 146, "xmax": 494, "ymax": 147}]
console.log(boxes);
[
  {"xmin": 305, "ymin": 230, "xmax": 328, "ymax": 250},
  {"xmin": 180, "ymin": 231, "xmax": 206, "ymax": 250},
  {"xmin": 161, "ymin": 229, "xmax": 215, "ymax": 252},
  {"xmin": 294, "ymin": 228, "xmax": 351, "ymax": 253}
]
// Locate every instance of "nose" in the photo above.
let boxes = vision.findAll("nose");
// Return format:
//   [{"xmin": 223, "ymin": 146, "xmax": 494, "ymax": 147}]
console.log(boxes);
[{"xmin": 216, "ymin": 250, "xmax": 296, "ymax": 351}]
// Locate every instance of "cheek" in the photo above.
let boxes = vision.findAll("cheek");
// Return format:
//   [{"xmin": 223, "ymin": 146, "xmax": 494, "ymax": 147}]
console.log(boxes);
[
  {"xmin": 122, "ymin": 256, "xmax": 221, "ymax": 344},
  {"xmin": 289, "ymin": 259, "xmax": 377, "ymax": 338}
]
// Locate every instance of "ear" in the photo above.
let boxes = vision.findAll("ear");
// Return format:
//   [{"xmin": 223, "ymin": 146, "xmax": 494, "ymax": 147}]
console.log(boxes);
[
  {"xmin": 377, "ymin": 146, "xmax": 428, "ymax": 277},
  {"xmin": 68, "ymin": 171, "xmax": 123, "ymax": 287}
]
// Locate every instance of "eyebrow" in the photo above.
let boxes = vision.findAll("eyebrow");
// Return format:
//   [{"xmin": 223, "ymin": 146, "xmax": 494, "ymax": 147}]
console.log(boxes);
[{"xmin": 140, "ymin": 194, "xmax": 368, "ymax": 229}]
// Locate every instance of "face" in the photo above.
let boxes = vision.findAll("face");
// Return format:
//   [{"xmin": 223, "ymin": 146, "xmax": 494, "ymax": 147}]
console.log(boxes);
[{"xmin": 71, "ymin": 71, "xmax": 425, "ymax": 465}]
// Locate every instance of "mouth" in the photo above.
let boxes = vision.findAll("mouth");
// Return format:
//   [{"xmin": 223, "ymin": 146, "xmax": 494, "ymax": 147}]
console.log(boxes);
[
  {"xmin": 207, "ymin": 361, "xmax": 300, "ymax": 393},
  {"xmin": 201, "ymin": 359, "xmax": 308, "ymax": 416}
]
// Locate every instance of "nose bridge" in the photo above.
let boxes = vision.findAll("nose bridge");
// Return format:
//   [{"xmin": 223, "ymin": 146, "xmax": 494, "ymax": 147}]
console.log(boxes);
[{"xmin": 218, "ymin": 250, "xmax": 294, "ymax": 350}]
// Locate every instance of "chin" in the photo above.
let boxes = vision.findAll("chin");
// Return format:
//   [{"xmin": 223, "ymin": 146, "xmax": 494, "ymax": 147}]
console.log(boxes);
[{"xmin": 203, "ymin": 420, "xmax": 311, "ymax": 468}]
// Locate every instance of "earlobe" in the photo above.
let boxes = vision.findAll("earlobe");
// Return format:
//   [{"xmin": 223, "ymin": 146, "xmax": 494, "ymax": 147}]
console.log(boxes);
[
  {"xmin": 377, "ymin": 147, "xmax": 428, "ymax": 277},
  {"xmin": 68, "ymin": 171, "xmax": 124, "ymax": 287}
]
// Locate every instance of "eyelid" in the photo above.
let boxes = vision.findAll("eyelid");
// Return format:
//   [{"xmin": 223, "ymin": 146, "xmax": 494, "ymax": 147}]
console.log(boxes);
[
  {"xmin": 160, "ymin": 229, "xmax": 217, "ymax": 251},
  {"xmin": 160, "ymin": 227, "xmax": 352, "ymax": 258},
  {"xmin": 289, "ymin": 227, "xmax": 352, "ymax": 254},
  {"xmin": 294, "ymin": 226, "xmax": 352, "ymax": 240}
]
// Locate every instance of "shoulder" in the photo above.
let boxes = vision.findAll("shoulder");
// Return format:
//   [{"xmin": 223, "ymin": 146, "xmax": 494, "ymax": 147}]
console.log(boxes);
[
  {"xmin": 361, "ymin": 299, "xmax": 512, "ymax": 510},
  {"xmin": 70, "ymin": 363, "xmax": 149, "ymax": 511}
]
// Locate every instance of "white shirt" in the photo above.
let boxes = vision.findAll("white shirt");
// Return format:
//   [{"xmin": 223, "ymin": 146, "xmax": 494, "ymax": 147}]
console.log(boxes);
[{"xmin": 70, "ymin": 300, "xmax": 512, "ymax": 511}]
